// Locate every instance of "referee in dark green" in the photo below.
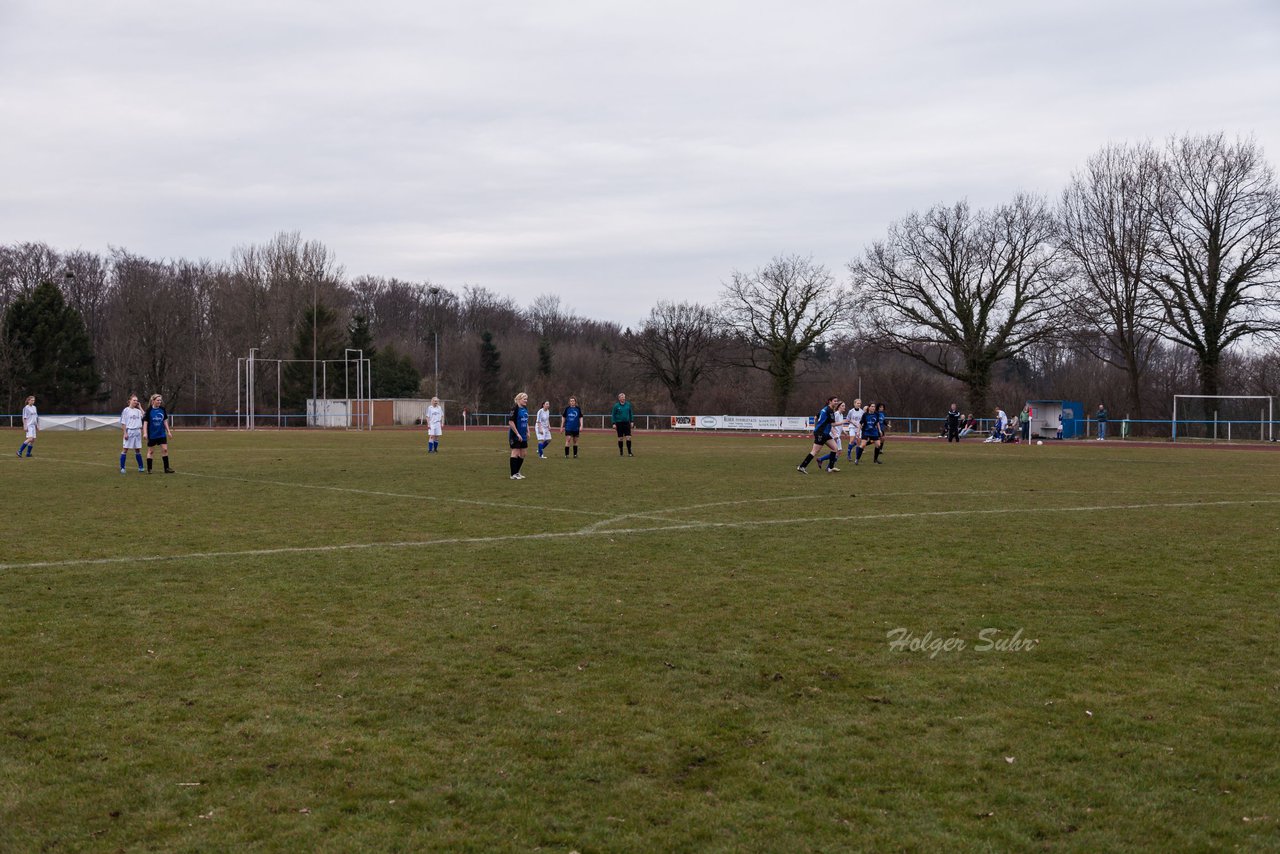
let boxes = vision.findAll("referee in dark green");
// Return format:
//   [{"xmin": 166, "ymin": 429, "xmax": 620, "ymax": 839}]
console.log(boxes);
[{"xmin": 612, "ymin": 392, "xmax": 634, "ymax": 457}]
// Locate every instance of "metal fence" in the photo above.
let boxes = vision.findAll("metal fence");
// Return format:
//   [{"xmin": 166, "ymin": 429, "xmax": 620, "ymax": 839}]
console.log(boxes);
[{"xmin": 5, "ymin": 412, "xmax": 1279, "ymax": 441}]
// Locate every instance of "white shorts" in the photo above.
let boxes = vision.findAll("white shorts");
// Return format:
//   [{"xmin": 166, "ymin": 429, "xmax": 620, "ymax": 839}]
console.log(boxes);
[
  {"xmin": 26, "ymin": 427, "xmax": 37, "ymax": 439},
  {"xmin": 535, "ymin": 426, "xmax": 551, "ymax": 441},
  {"xmin": 428, "ymin": 425, "xmax": 442, "ymax": 437},
  {"xmin": 123, "ymin": 428, "xmax": 142, "ymax": 449}
]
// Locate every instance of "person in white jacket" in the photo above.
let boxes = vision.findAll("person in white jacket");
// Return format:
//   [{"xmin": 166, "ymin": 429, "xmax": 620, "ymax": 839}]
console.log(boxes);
[
  {"xmin": 119, "ymin": 394, "xmax": 145, "ymax": 473},
  {"xmin": 986, "ymin": 408, "xmax": 1008, "ymax": 443},
  {"xmin": 845, "ymin": 398, "xmax": 864, "ymax": 461},
  {"xmin": 425, "ymin": 397, "xmax": 444, "ymax": 453},
  {"xmin": 17, "ymin": 395, "xmax": 37, "ymax": 458},
  {"xmin": 535, "ymin": 401, "xmax": 552, "ymax": 458}
]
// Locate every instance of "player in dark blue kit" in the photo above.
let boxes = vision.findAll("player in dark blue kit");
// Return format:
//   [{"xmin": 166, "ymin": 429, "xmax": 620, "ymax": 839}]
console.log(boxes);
[
  {"xmin": 562, "ymin": 396, "xmax": 583, "ymax": 458},
  {"xmin": 508, "ymin": 392, "xmax": 530, "ymax": 480},
  {"xmin": 797, "ymin": 396, "xmax": 842, "ymax": 473},
  {"xmin": 855, "ymin": 402, "xmax": 885, "ymax": 465},
  {"xmin": 143, "ymin": 393, "xmax": 175, "ymax": 473}
]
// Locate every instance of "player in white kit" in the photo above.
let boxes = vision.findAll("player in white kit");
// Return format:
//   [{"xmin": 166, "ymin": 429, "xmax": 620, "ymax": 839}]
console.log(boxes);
[
  {"xmin": 831, "ymin": 402, "xmax": 846, "ymax": 455},
  {"xmin": 119, "ymin": 394, "xmax": 145, "ymax": 473},
  {"xmin": 535, "ymin": 401, "xmax": 552, "ymax": 458},
  {"xmin": 425, "ymin": 397, "xmax": 444, "ymax": 453},
  {"xmin": 845, "ymin": 398, "xmax": 864, "ymax": 461},
  {"xmin": 17, "ymin": 395, "xmax": 37, "ymax": 457}
]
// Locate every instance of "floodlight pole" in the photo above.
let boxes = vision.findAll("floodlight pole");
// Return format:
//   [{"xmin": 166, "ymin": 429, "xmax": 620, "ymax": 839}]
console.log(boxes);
[
  {"xmin": 429, "ymin": 286, "xmax": 442, "ymax": 398},
  {"xmin": 312, "ymin": 278, "xmax": 318, "ymax": 408}
]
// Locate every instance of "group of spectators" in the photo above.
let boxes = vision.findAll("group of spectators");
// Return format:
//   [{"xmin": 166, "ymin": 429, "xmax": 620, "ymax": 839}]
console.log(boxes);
[
  {"xmin": 940, "ymin": 405, "xmax": 1035, "ymax": 443},
  {"xmin": 941, "ymin": 405, "xmax": 980, "ymax": 441}
]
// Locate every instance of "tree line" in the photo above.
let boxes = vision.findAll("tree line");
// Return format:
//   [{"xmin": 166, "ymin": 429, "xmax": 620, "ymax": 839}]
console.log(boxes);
[{"xmin": 4, "ymin": 133, "xmax": 1279, "ymax": 424}]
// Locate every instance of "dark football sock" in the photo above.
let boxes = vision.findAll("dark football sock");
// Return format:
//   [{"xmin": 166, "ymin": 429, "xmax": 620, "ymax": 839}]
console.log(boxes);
[
  {"xmin": 800, "ymin": 454, "xmax": 814, "ymax": 468},
  {"xmin": 855, "ymin": 446, "xmax": 863, "ymax": 461},
  {"xmin": 573, "ymin": 446, "xmax": 578, "ymax": 457},
  {"xmin": 626, "ymin": 440, "xmax": 632, "ymax": 454},
  {"xmin": 618, "ymin": 441, "xmax": 624, "ymax": 455},
  {"xmin": 515, "ymin": 456, "xmax": 524, "ymax": 474},
  {"xmin": 510, "ymin": 457, "xmax": 518, "ymax": 475},
  {"xmin": 564, "ymin": 446, "xmax": 570, "ymax": 457},
  {"xmin": 147, "ymin": 457, "xmax": 153, "ymax": 472},
  {"xmin": 163, "ymin": 455, "xmax": 171, "ymax": 470}
]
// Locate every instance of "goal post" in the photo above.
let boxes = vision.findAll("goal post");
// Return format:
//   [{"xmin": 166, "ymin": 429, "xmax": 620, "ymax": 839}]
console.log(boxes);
[
  {"xmin": 236, "ymin": 351, "xmax": 373, "ymax": 430},
  {"xmin": 1172, "ymin": 395, "xmax": 1274, "ymax": 442}
]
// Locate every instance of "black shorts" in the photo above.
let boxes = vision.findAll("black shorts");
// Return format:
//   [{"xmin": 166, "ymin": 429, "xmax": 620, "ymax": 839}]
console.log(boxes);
[
  {"xmin": 813, "ymin": 432, "xmax": 831, "ymax": 445},
  {"xmin": 509, "ymin": 435, "xmax": 528, "ymax": 449},
  {"xmin": 862, "ymin": 432, "xmax": 881, "ymax": 442},
  {"xmin": 147, "ymin": 436, "xmax": 168, "ymax": 448},
  {"xmin": 565, "ymin": 430, "xmax": 580, "ymax": 438},
  {"xmin": 615, "ymin": 422, "xmax": 632, "ymax": 437}
]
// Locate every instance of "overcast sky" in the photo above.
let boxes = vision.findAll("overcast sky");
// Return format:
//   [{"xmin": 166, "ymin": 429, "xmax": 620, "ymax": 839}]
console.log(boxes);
[{"xmin": 2, "ymin": 0, "xmax": 1278, "ymax": 325}]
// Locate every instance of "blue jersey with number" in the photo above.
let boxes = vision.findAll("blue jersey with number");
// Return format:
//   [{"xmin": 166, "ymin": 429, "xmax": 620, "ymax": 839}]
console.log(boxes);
[
  {"xmin": 509, "ymin": 405, "xmax": 529, "ymax": 441},
  {"xmin": 562, "ymin": 406, "xmax": 582, "ymax": 432},
  {"xmin": 145, "ymin": 406, "xmax": 168, "ymax": 439}
]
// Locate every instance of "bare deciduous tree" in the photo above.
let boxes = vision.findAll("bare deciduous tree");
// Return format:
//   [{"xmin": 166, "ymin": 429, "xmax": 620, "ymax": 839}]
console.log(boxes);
[
  {"xmin": 228, "ymin": 232, "xmax": 344, "ymax": 359},
  {"xmin": 624, "ymin": 301, "xmax": 720, "ymax": 412},
  {"xmin": 850, "ymin": 195, "xmax": 1065, "ymax": 414},
  {"xmin": 1149, "ymin": 134, "xmax": 1280, "ymax": 397},
  {"xmin": 0, "ymin": 242, "xmax": 61, "ymax": 307},
  {"xmin": 720, "ymin": 255, "xmax": 848, "ymax": 415},
  {"xmin": 459, "ymin": 286, "xmax": 520, "ymax": 336},
  {"xmin": 526, "ymin": 293, "xmax": 578, "ymax": 340},
  {"xmin": 104, "ymin": 250, "xmax": 198, "ymax": 401},
  {"xmin": 1060, "ymin": 143, "xmax": 1163, "ymax": 418}
]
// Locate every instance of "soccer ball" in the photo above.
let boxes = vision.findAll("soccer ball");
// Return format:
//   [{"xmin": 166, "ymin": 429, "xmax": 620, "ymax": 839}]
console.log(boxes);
[{"xmin": 1036, "ymin": 440, "xmax": 1043, "ymax": 446}]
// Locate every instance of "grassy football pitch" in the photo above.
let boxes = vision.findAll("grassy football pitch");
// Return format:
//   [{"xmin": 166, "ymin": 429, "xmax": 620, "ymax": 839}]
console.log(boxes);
[{"xmin": 2, "ymin": 428, "xmax": 1279, "ymax": 851}]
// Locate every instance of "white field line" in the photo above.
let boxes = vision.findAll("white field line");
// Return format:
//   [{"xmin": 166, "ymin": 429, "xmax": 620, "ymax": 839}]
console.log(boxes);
[
  {"xmin": 28, "ymin": 456, "xmax": 612, "ymax": 519},
  {"xmin": 175, "ymin": 447, "xmax": 506, "ymax": 457},
  {"xmin": 175, "ymin": 469, "xmax": 612, "ymax": 517},
  {"xmin": 578, "ymin": 488, "xmax": 1280, "ymax": 532},
  {"xmin": 4, "ymin": 498, "xmax": 1279, "ymax": 572}
]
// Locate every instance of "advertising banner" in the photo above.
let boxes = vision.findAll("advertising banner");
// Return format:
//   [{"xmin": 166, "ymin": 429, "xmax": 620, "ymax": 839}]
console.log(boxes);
[{"xmin": 671, "ymin": 415, "xmax": 813, "ymax": 431}]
